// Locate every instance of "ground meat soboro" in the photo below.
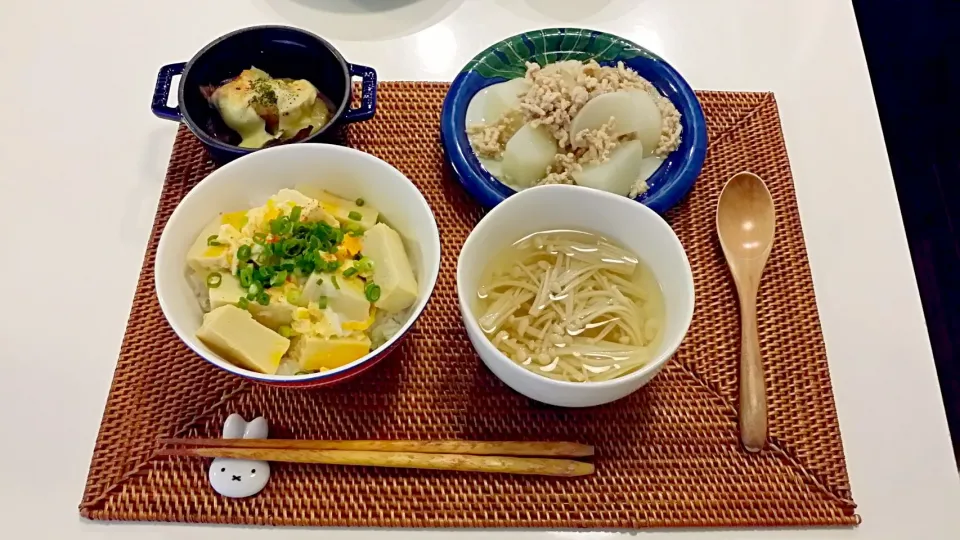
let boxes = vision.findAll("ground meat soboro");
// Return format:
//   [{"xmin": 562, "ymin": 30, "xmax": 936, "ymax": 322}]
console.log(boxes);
[{"xmin": 467, "ymin": 59, "xmax": 682, "ymax": 197}]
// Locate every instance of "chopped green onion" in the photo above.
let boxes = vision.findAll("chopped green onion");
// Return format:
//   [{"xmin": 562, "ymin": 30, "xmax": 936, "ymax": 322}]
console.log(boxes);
[
  {"xmin": 278, "ymin": 325, "xmax": 294, "ymax": 338},
  {"xmin": 364, "ymin": 282, "xmax": 381, "ymax": 302},
  {"xmin": 207, "ymin": 235, "xmax": 222, "ymax": 247},
  {"xmin": 271, "ymin": 270, "xmax": 288, "ymax": 287},
  {"xmin": 316, "ymin": 296, "xmax": 329, "ymax": 309},
  {"xmin": 289, "ymin": 206, "xmax": 302, "ymax": 223},
  {"xmin": 342, "ymin": 267, "xmax": 358, "ymax": 278},
  {"xmin": 270, "ymin": 216, "xmax": 291, "ymax": 235},
  {"xmin": 356, "ymin": 257, "xmax": 374, "ymax": 274},
  {"xmin": 248, "ymin": 282, "xmax": 263, "ymax": 296},
  {"xmin": 237, "ymin": 244, "xmax": 252, "ymax": 260},
  {"xmin": 331, "ymin": 275, "xmax": 340, "ymax": 289},
  {"xmin": 286, "ymin": 288, "xmax": 304, "ymax": 306},
  {"xmin": 311, "ymin": 222, "xmax": 336, "ymax": 243},
  {"xmin": 253, "ymin": 232, "xmax": 268, "ymax": 244},
  {"xmin": 256, "ymin": 292, "xmax": 270, "ymax": 306},
  {"xmin": 355, "ymin": 198, "xmax": 365, "ymax": 207},
  {"xmin": 238, "ymin": 266, "xmax": 253, "ymax": 288},
  {"xmin": 284, "ymin": 240, "xmax": 305, "ymax": 257},
  {"xmin": 205, "ymin": 272, "xmax": 222, "ymax": 288},
  {"xmin": 237, "ymin": 297, "xmax": 250, "ymax": 309},
  {"xmin": 266, "ymin": 240, "xmax": 282, "ymax": 258},
  {"xmin": 348, "ymin": 210, "xmax": 362, "ymax": 221},
  {"xmin": 297, "ymin": 258, "xmax": 316, "ymax": 274},
  {"xmin": 294, "ymin": 369, "xmax": 318, "ymax": 375},
  {"xmin": 342, "ymin": 222, "xmax": 363, "ymax": 237}
]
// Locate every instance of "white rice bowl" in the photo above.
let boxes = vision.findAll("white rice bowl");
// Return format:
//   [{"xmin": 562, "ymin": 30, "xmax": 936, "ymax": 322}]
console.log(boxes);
[{"xmin": 156, "ymin": 144, "xmax": 441, "ymax": 385}]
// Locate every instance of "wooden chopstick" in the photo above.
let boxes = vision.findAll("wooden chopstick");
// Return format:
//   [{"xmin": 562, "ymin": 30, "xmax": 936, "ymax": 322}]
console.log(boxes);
[
  {"xmin": 159, "ymin": 438, "xmax": 594, "ymax": 458},
  {"xmin": 158, "ymin": 447, "xmax": 594, "ymax": 477}
]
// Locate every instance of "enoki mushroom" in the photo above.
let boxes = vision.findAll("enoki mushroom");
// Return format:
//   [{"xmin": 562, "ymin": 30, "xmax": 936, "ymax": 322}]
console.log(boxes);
[{"xmin": 475, "ymin": 231, "xmax": 664, "ymax": 383}]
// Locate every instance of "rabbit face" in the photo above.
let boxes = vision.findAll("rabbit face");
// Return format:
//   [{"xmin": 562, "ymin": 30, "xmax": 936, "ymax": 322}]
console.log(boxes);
[
  {"xmin": 208, "ymin": 458, "xmax": 271, "ymax": 498},
  {"xmin": 208, "ymin": 414, "xmax": 271, "ymax": 498}
]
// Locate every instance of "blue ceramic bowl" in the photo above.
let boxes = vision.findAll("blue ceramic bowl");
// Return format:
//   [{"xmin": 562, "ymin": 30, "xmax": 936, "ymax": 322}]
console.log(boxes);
[
  {"xmin": 151, "ymin": 25, "xmax": 377, "ymax": 163},
  {"xmin": 440, "ymin": 28, "xmax": 707, "ymax": 213}
]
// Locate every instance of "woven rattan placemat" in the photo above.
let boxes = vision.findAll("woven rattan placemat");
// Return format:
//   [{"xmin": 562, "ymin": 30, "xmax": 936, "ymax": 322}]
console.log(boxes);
[{"xmin": 80, "ymin": 83, "xmax": 857, "ymax": 529}]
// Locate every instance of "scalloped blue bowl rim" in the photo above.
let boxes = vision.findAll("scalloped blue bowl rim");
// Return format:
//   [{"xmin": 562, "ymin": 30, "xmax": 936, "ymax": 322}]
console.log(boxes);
[{"xmin": 440, "ymin": 28, "xmax": 707, "ymax": 213}]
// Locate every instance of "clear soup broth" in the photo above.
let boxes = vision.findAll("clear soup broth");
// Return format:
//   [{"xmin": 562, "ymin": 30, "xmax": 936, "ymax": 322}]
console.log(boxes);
[{"xmin": 473, "ymin": 230, "xmax": 665, "ymax": 383}]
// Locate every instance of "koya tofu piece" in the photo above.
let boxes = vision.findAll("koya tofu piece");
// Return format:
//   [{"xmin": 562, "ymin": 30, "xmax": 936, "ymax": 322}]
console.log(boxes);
[
  {"xmin": 362, "ymin": 223, "xmax": 419, "ymax": 312},
  {"xmin": 270, "ymin": 188, "xmax": 316, "ymax": 209},
  {"xmin": 301, "ymin": 272, "xmax": 370, "ymax": 322},
  {"xmin": 268, "ymin": 188, "xmax": 337, "ymax": 226},
  {"xmin": 186, "ymin": 211, "xmax": 248, "ymax": 273},
  {"xmin": 187, "ymin": 217, "xmax": 229, "ymax": 273},
  {"xmin": 248, "ymin": 288, "xmax": 299, "ymax": 330},
  {"xmin": 196, "ymin": 305, "xmax": 290, "ymax": 374},
  {"xmin": 316, "ymin": 190, "xmax": 379, "ymax": 230},
  {"xmin": 291, "ymin": 334, "xmax": 371, "ymax": 372},
  {"xmin": 208, "ymin": 273, "xmax": 246, "ymax": 310}
]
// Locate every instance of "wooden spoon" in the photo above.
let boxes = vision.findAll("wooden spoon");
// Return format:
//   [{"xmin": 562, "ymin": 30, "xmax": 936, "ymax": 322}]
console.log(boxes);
[{"xmin": 716, "ymin": 172, "xmax": 776, "ymax": 452}]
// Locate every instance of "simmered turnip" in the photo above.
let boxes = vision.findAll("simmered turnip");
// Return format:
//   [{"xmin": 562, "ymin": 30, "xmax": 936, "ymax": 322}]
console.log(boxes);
[
  {"xmin": 479, "ymin": 156, "xmax": 504, "ymax": 180},
  {"xmin": 571, "ymin": 140, "xmax": 645, "ymax": 195},
  {"xmin": 569, "ymin": 91, "xmax": 636, "ymax": 147},
  {"xmin": 540, "ymin": 60, "xmax": 582, "ymax": 87},
  {"xmin": 637, "ymin": 156, "xmax": 665, "ymax": 184},
  {"xmin": 569, "ymin": 90, "xmax": 662, "ymax": 154},
  {"xmin": 466, "ymin": 78, "xmax": 531, "ymax": 125},
  {"xmin": 501, "ymin": 123, "xmax": 558, "ymax": 187},
  {"xmin": 629, "ymin": 90, "xmax": 663, "ymax": 157}
]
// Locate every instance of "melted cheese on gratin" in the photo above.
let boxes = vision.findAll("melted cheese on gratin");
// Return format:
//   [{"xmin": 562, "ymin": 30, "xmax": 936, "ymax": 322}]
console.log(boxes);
[{"xmin": 210, "ymin": 68, "xmax": 331, "ymax": 148}]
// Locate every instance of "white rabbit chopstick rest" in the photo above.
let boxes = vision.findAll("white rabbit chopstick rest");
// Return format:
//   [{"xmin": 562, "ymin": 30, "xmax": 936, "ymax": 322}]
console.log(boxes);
[{"xmin": 208, "ymin": 414, "xmax": 271, "ymax": 498}]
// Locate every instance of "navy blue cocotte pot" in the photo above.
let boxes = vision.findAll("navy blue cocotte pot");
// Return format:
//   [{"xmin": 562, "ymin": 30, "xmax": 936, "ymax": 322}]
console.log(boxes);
[{"xmin": 151, "ymin": 25, "xmax": 377, "ymax": 163}]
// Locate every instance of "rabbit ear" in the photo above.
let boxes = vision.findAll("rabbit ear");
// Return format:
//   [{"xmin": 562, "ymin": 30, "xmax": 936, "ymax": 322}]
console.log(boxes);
[
  {"xmin": 222, "ymin": 414, "xmax": 247, "ymax": 440},
  {"xmin": 243, "ymin": 417, "xmax": 268, "ymax": 439}
]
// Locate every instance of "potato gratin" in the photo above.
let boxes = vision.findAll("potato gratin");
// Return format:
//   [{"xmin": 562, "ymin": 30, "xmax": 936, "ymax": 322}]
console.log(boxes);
[{"xmin": 207, "ymin": 68, "xmax": 333, "ymax": 148}]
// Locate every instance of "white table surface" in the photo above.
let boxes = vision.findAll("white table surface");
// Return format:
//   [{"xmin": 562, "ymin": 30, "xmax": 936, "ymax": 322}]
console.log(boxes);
[{"xmin": 1, "ymin": 0, "xmax": 958, "ymax": 538}]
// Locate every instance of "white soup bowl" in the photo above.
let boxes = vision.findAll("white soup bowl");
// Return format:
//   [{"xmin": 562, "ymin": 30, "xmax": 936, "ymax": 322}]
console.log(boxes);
[{"xmin": 457, "ymin": 185, "xmax": 694, "ymax": 407}]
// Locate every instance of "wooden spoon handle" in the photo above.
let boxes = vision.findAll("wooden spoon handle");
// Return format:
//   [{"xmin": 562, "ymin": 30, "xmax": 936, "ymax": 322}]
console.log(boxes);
[{"xmin": 738, "ymin": 292, "xmax": 767, "ymax": 452}]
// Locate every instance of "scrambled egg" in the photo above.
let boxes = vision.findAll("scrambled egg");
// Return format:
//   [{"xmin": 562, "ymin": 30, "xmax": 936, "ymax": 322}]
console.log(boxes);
[
  {"xmin": 343, "ymin": 308, "xmax": 376, "ymax": 331},
  {"xmin": 339, "ymin": 235, "xmax": 363, "ymax": 259},
  {"xmin": 241, "ymin": 190, "xmax": 338, "ymax": 239},
  {"xmin": 242, "ymin": 198, "xmax": 281, "ymax": 237}
]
